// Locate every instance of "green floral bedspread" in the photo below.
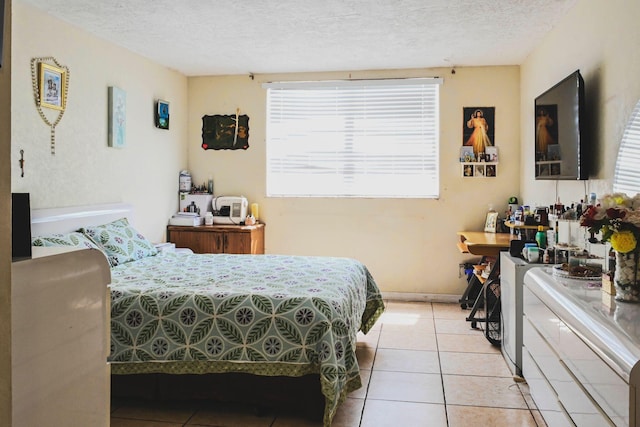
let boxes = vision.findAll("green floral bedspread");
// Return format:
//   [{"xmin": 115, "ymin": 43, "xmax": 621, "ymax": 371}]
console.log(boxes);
[{"xmin": 109, "ymin": 252, "xmax": 384, "ymax": 426}]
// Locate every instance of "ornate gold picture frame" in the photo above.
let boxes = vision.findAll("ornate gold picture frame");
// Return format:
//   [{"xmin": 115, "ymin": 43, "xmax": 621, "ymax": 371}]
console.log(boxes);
[
  {"xmin": 38, "ymin": 62, "xmax": 66, "ymax": 111},
  {"xmin": 30, "ymin": 56, "xmax": 70, "ymax": 154}
]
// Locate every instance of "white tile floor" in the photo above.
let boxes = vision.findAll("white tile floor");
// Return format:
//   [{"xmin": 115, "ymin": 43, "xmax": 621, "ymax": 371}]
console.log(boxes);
[{"xmin": 111, "ymin": 301, "xmax": 547, "ymax": 426}]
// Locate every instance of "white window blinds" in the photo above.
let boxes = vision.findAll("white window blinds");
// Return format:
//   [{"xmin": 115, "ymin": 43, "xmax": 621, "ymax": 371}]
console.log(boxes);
[
  {"xmin": 613, "ymin": 100, "xmax": 640, "ymax": 196},
  {"xmin": 263, "ymin": 78, "xmax": 441, "ymax": 198}
]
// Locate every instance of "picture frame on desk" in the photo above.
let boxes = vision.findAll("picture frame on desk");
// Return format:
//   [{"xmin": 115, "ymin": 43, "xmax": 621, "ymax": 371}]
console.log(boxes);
[{"xmin": 484, "ymin": 211, "xmax": 499, "ymax": 233}]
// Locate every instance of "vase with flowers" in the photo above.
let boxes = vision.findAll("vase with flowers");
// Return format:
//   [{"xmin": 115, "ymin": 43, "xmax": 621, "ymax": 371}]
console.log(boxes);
[{"xmin": 580, "ymin": 193, "xmax": 640, "ymax": 302}]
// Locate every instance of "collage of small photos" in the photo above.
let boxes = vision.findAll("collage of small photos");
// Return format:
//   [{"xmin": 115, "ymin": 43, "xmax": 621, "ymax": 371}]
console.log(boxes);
[{"xmin": 460, "ymin": 146, "xmax": 498, "ymax": 177}]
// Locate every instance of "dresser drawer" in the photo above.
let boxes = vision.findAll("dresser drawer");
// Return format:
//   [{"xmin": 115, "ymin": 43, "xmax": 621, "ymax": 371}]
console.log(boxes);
[
  {"xmin": 558, "ymin": 321, "xmax": 628, "ymax": 426},
  {"xmin": 524, "ymin": 285, "xmax": 616, "ymax": 426},
  {"xmin": 522, "ymin": 347, "xmax": 573, "ymax": 427}
]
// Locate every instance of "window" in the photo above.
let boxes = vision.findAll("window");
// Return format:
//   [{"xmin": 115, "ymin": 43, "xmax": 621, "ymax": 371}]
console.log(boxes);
[
  {"xmin": 263, "ymin": 78, "xmax": 441, "ymax": 198},
  {"xmin": 613, "ymin": 100, "xmax": 640, "ymax": 195}
]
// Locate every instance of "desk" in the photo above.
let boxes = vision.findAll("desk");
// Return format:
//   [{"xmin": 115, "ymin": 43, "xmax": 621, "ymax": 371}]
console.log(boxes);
[
  {"xmin": 503, "ymin": 221, "xmax": 549, "ymax": 241},
  {"xmin": 457, "ymin": 231, "xmax": 515, "ymax": 328},
  {"xmin": 457, "ymin": 231, "xmax": 514, "ymax": 257}
]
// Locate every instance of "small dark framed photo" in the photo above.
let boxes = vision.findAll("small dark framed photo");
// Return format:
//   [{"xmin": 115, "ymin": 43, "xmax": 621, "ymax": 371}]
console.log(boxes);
[{"xmin": 155, "ymin": 100, "xmax": 170, "ymax": 130}]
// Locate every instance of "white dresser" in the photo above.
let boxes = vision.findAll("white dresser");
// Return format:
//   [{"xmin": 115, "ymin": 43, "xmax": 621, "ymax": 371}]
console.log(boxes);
[
  {"xmin": 523, "ymin": 267, "xmax": 640, "ymax": 427},
  {"xmin": 12, "ymin": 249, "xmax": 111, "ymax": 427}
]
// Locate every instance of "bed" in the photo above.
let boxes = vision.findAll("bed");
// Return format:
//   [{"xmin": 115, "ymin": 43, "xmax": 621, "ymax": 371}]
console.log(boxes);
[{"xmin": 30, "ymin": 203, "xmax": 385, "ymax": 426}]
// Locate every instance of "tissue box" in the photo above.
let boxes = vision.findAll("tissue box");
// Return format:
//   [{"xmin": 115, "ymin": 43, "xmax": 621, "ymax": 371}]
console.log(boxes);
[{"xmin": 602, "ymin": 272, "xmax": 615, "ymax": 295}]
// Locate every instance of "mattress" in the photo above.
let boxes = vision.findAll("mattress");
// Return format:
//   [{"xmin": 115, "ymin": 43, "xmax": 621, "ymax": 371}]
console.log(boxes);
[{"xmin": 108, "ymin": 252, "xmax": 384, "ymax": 425}]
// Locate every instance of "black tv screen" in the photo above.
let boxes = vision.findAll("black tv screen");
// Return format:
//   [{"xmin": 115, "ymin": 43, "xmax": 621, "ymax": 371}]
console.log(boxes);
[{"xmin": 534, "ymin": 70, "xmax": 587, "ymax": 180}]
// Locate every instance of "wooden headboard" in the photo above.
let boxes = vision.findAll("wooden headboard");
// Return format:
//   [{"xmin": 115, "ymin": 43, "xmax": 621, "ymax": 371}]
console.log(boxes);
[{"xmin": 31, "ymin": 203, "xmax": 135, "ymax": 236}]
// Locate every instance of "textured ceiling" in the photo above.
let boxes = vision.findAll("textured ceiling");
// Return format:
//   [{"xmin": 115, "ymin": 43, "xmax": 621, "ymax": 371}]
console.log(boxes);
[{"xmin": 22, "ymin": 0, "xmax": 577, "ymax": 77}]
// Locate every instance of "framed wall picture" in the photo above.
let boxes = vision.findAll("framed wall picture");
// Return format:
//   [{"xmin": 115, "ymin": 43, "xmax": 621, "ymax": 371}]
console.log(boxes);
[
  {"xmin": 485, "ymin": 146, "xmax": 498, "ymax": 162},
  {"xmin": 38, "ymin": 62, "xmax": 66, "ymax": 110},
  {"xmin": 155, "ymin": 100, "xmax": 169, "ymax": 130},
  {"xmin": 462, "ymin": 106, "xmax": 495, "ymax": 157},
  {"xmin": 30, "ymin": 57, "xmax": 70, "ymax": 154},
  {"xmin": 201, "ymin": 113, "xmax": 250, "ymax": 150},
  {"xmin": 108, "ymin": 86, "xmax": 126, "ymax": 148},
  {"xmin": 484, "ymin": 211, "xmax": 499, "ymax": 233},
  {"xmin": 460, "ymin": 146, "xmax": 475, "ymax": 162}
]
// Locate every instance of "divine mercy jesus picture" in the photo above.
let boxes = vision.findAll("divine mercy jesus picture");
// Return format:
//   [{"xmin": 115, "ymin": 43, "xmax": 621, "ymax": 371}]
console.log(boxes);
[{"xmin": 462, "ymin": 107, "xmax": 495, "ymax": 157}]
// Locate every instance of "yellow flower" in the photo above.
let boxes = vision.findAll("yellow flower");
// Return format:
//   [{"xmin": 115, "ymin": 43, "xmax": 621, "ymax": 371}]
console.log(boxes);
[
  {"xmin": 610, "ymin": 230, "xmax": 637, "ymax": 253},
  {"xmin": 614, "ymin": 195, "xmax": 627, "ymax": 206}
]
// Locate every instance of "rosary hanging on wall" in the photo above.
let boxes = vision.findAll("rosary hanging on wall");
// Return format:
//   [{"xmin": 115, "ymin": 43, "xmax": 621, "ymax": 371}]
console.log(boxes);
[{"xmin": 30, "ymin": 57, "xmax": 70, "ymax": 155}]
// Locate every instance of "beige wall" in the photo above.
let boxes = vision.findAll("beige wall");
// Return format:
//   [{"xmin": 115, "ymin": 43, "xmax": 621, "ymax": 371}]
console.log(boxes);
[
  {"xmin": 1, "ymin": 1, "xmax": 12, "ymax": 424},
  {"xmin": 19, "ymin": 0, "xmax": 639, "ymax": 296},
  {"xmin": 188, "ymin": 67, "xmax": 521, "ymax": 294},
  {"xmin": 11, "ymin": 2, "xmax": 189, "ymax": 242},
  {"xmin": 521, "ymin": 0, "xmax": 640, "ymax": 206}
]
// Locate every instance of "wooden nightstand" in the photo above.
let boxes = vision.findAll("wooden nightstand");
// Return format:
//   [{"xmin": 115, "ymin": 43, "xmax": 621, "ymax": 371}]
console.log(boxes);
[{"xmin": 166, "ymin": 223, "xmax": 265, "ymax": 254}]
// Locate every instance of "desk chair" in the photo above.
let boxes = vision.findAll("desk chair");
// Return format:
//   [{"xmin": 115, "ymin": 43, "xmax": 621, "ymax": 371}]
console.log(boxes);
[{"xmin": 465, "ymin": 255, "xmax": 501, "ymax": 330}]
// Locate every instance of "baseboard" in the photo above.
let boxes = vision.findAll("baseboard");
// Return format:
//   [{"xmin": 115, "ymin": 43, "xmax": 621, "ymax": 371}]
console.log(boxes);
[{"xmin": 381, "ymin": 292, "xmax": 460, "ymax": 304}]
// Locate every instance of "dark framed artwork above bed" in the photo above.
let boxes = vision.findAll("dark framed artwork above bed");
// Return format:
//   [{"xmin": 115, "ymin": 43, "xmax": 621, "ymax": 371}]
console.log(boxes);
[{"xmin": 201, "ymin": 113, "xmax": 250, "ymax": 150}]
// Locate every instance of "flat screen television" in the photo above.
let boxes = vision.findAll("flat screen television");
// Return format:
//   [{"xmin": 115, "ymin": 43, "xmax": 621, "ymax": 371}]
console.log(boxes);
[{"xmin": 534, "ymin": 70, "xmax": 587, "ymax": 180}]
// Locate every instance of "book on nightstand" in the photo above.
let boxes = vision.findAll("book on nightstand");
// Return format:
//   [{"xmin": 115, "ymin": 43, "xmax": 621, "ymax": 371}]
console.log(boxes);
[{"xmin": 154, "ymin": 242, "xmax": 176, "ymax": 253}]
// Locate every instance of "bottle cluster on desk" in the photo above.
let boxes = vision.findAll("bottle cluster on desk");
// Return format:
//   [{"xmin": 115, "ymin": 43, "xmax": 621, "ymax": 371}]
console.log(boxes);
[
  {"xmin": 509, "ymin": 193, "xmax": 600, "ymax": 265},
  {"xmin": 549, "ymin": 193, "xmax": 597, "ymax": 220}
]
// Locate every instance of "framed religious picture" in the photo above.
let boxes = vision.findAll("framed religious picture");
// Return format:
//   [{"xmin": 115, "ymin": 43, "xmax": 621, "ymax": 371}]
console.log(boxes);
[
  {"xmin": 38, "ymin": 62, "xmax": 66, "ymax": 110},
  {"xmin": 485, "ymin": 146, "xmax": 498, "ymax": 162},
  {"xmin": 462, "ymin": 106, "xmax": 495, "ymax": 158},
  {"xmin": 30, "ymin": 57, "xmax": 70, "ymax": 154},
  {"xmin": 484, "ymin": 211, "xmax": 499, "ymax": 233},
  {"xmin": 460, "ymin": 146, "xmax": 475, "ymax": 162}
]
